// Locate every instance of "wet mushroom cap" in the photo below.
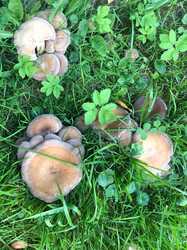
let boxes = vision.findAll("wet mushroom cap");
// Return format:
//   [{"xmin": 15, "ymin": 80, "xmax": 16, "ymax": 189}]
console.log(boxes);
[
  {"xmin": 33, "ymin": 53, "xmax": 60, "ymax": 81},
  {"xmin": 37, "ymin": 10, "xmax": 67, "ymax": 30},
  {"xmin": 58, "ymin": 126, "xmax": 82, "ymax": 142},
  {"xmin": 21, "ymin": 140, "xmax": 82, "ymax": 203},
  {"xmin": 14, "ymin": 17, "xmax": 56, "ymax": 60},
  {"xmin": 26, "ymin": 114, "xmax": 63, "ymax": 137},
  {"xmin": 134, "ymin": 96, "xmax": 167, "ymax": 118},
  {"xmin": 133, "ymin": 131, "xmax": 173, "ymax": 173}
]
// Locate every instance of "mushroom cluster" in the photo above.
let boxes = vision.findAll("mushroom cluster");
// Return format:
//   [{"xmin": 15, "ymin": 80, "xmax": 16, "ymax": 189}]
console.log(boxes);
[
  {"xmin": 17, "ymin": 114, "xmax": 84, "ymax": 203},
  {"xmin": 77, "ymin": 96, "xmax": 174, "ymax": 177},
  {"xmin": 14, "ymin": 10, "xmax": 70, "ymax": 81}
]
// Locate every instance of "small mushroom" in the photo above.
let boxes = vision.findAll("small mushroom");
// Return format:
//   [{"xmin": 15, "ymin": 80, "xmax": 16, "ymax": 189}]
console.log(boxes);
[
  {"xmin": 55, "ymin": 53, "xmax": 68, "ymax": 75},
  {"xmin": 134, "ymin": 96, "xmax": 167, "ymax": 118},
  {"xmin": 14, "ymin": 17, "xmax": 56, "ymax": 60},
  {"xmin": 17, "ymin": 141, "xmax": 31, "ymax": 160},
  {"xmin": 29, "ymin": 135, "xmax": 44, "ymax": 148},
  {"xmin": 45, "ymin": 40, "xmax": 55, "ymax": 53},
  {"xmin": 45, "ymin": 133, "xmax": 61, "ymax": 141},
  {"xmin": 11, "ymin": 240, "xmax": 28, "ymax": 249},
  {"xmin": 133, "ymin": 131, "xmax": 173, "ymax": 176},
  {"xmin": 26, "ymin": 114, "xmax": 63, "ymax": 137},
  {"xmin": 58, "ymin": 126, "xmax": 82, "ymax": 142},
  {"xmin": 125, "ymin": 48, "xmax": 139, "ymax": 61},
  {"xmin": 21, "ymin": 140, "xmax": 82, "ymax": 202},
  {"xmin": 54, "ymin": 30, "xmax": 71, "ymax": 53},
  {"xmin": 33, "ymin": 53, "xmax": 60, "ymax": 81},
  {"xmin": 37, "ymin": 10, "xmax": 67, "ymax": 30}
]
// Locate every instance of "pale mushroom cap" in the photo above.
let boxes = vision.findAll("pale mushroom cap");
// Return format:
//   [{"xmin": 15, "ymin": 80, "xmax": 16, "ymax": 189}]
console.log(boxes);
[
  {"xmin": 55, "ymin": 53, "xmax": 68, "ymax": 75},
  {"xmin": 29, "ymin": 135, "xmax": 44, "ymax": 148},
  {"xmin": 37, "ymin": 10, "xmax": 67, "ymax": 30},
  {"xmin": 54, "ymin": 30, "xmax": 71, "ymax": 53},
  {"xmin": 14, "ymin": 17, "xmax": 56, "ymax": 60},
  {"xmin": 33, "ymin": 53, "xmax": 60, "ymax": 81},
  {"xmin": 22, "ymin": 140, "xmax": 82, "ymax": 203},
  {"xmin": 17, "ymin": 141, "xmax": 31, "ymax": 159},
  {"xmin": 58, "ymin": 126, "xmax": 82, "ymax": 142},
  {"xmin": 11, "ymin": 240, "xmax": 28, "ymax": 249},
  {"xmin": 134, "ymin": 132, "xmax": 173, "ymax": 174},
  {"xmin": 125, "ymin": 48, "xmax": 139, "ymax": 61},
  {"xmin": 45, "ymin": 40, "xmax": 55, "ymax": 53},
  {"xmin": 26, "ymin": 114, "xmax": 63, "ymax": 137},
  {"xmin": 134, "ymin": 96, "xmax": 167, "ymax": 118}
]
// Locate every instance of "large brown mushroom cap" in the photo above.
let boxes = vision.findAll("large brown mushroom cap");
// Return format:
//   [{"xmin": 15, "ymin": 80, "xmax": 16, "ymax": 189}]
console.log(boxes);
[
  {"xmin": 14, "ymin": 17, "xmax": 56, "ymax": 60},
  {"xmin": 58, "ymin": 126, "xmax": 82, "ymax": 142},
  {"xmin": 133, "ymin": 131, "xmax": 173, "ymax": 176},
  {"xmin": 33, "ymin": 53, "xmax": 60, "ymax": 81},
  {"xmin": 22, "ymin": 140, "xmax": 82, "ymax": 203},
  {"xmin": 134, "ymin": 96, "xmax": 167, "ymax": 118},
  {"xmin": 26, "ymin": 114, "xmax": 63, "ymax": 137}
]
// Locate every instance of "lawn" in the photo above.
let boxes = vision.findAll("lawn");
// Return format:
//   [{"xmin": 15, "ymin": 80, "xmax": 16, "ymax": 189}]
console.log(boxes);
[{"xmin": 0, "ymin": 0, "xmax": 187, "ymax": 249}]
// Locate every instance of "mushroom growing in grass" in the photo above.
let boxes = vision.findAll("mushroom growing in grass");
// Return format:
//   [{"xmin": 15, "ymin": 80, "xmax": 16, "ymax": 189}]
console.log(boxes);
[
  {"xmin": 14, "ymin": 17, "xmax": 56, "ymax": 60},
  {"xmin": 133, "ymin": 131, "xmax": 173, "ymax": 176},
  {"xmin": 17, "ymin": 114, "xmax": 84, "ymax": 202},
  {"xmin": 22, "ymin": 140, "xmax": 82, "ymax": 203},
  {"xmin": 134, "ymin": 96, "xmax": 167, "ymax": 119},
  {"xmin": 33, "ymin": 53, "xmax": 60, "ymax": 81}
]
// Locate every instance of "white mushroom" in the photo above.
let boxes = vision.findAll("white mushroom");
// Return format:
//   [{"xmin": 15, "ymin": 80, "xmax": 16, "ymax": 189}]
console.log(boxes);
[
  {"xmin": 21, "ymin": 140, "xmax": 82, "ymax": 202},
  {"xmin": 14, "ymin": 17, "xmax": 56, "ymax": 60},
  {"xmin": 55, "ymin": 53, "xmax": 68, "ymax": 75},
  {"xmin": 54, "ymin": 30, "xmax": 71, "ymax": 53},
  {"xmin": 33, "ymin": 53, "xmax": 60, "ymax": 81},
  {"xmin": 26, "ymin": 114, "xmax": 63, "ymax": 137}
]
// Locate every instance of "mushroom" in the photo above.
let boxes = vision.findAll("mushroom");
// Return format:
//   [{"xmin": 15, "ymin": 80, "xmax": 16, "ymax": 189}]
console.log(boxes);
[
  {"xmin": 134, "ymin": 96, "xmax": 167, "ymax": 119},
  {"xmin": 26, "ymin": 114, "xmax": 63, "ymax": 137},
  {"xmin": 133, "ymin": 131, "xmax": 173, "ymax": 176},
  {"xmin": 17, "ymin": 141, "xmax": 31, "ymax": 160},
  {"xmin": 37, "ymin": 10, "xmax": 67, "ymax": 30},
  {"xmin": 29, "ymin": 135, "xmax": 44, "ymax": 148},
  {"xmin": 11, "ymin": 240, "xmax": 28, "ymax": 249},
  {"xmin": 14, "ymin": 17, "xmax": 56, "ymax": 60},
  {"xmin": 53, "ymin": 30, "xmax": 71, "ymax": 53},
  {"xmin": 55, "ymin": 53, "xmax": 68, "ymax": 75},
  {"xmin": 45, "ymin": 40, "xmax": 55, "ymax": 53},
  {"xmin": 21, "ymin": 140, "xmax": 82, "ymax": 202},
  {"xmin": 33, "ymin": 53, "xmax": 60, "ymax": 81},
  {"xmin": 125, "ymin": 48, "xmax": 139, "ymax": 61},
  {"xmin": 45, "ymin": 133, "xmax": 61, "ymax": 141},
  {"xmin": 58, "ymin": 126, "xmax": 82, "ymax": 142}
]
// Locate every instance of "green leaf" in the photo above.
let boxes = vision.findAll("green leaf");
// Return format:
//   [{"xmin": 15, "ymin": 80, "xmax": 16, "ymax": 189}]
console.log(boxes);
[
  {"xmin": 160, "ymin": 34, "xmax": 170, "ymax": 43},
  {"xmin": 84, "ymin": 109, "xmax": 98, "ymax": 125},
  {"xmin": 82, "ymin": 102, "xmax": 96, "ymax": 111},
  {"xmin": 159, "ymin": 42, "xmax": 173, "ymax": 50},
  {"xmin": 177, "ymin": 198, "xmax": 187, "ymax": 207},
  {"xmin": 99, "ymin": 88, "xmax": 111, "ymax": 105},
  {"xmin": 98, "ymin": 104, "xmax": 117, "ymax": 125},
  {"xmin": 105, "ymin": 184, "xmax": 118, "ymax": 201},
  {"xmin": 92, "ymin": 90, "xmax": 100, "ymax": 106},
  {"xmin": 97, "ymin": 169, "xmax": 114, "ymax": 188},
  {"xmin": 182, "ymin": 14, "xmax": 187, "ymax": 25},
  {"xmin": 172, "ymin": 50, "xmax": 179, "ymax": 61},
  {"xmin": 161, "ymin": 48, "xmax": 175, "ymax": 61},
  {"xmin": 97, "ymin": 6, "xmax": 110, "ymax": 18},
  {"xmin": 153, "ymin": 120, "xmax": 161, "ymax": 128},
  {"xmin": 136, "ymin": 192, "xmax": 149, "ymax": 206},
  {"xmin": 169, "ymin": 29, "xmax": 176, "ymax": 44},
  {"xmin": 126, "ymin": 182, "xmax": 137, "ymax": 194},
  {"xmin": 176, "ymin": 34, "xmax": 187, "ymax": 52},
  {"xmin": 91, "ymin": 35, "xmax": 108, "ymax": 57},
  {"xmin": 78, "ymin": 19, "xmax": 88, "ymax": 38},
  {"xmin": 154, "ymin": 60, "xmax": 166, "ymax": 74},
  {"xmin": 8, "ymin": 0, "xmax": 24, "ymax": 21}
]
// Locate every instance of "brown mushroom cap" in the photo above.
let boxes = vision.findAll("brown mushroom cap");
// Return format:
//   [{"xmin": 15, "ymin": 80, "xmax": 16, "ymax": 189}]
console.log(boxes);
[
  {"xmin": 55, "ymin": 53, "xmax": 68, "ymax": 75},
  {"xmin": 33, "ymin": 53, "xmax": 60, "ymax": 81},
  {"xmin": 11, "ymin": 240, "xmax": 28, "ymax": 249},
  {"xmin": 133, "ymin": 131, "xmax": 173, "ymax": 176},
  {"xmin": 37, "ymin": 10, "xmax": 67, "ymax": 30},
  {"xmin": 26, "ymin": 114, "xmax": 63, "ymax": 137},
  {"xmin": 58, "ymin": 126, "xmax": 82, "ymax": 142},
  {"xmin": 14, "ymin": 17, "xmax": 56, "ymax": 60},
  {"xmin": 54, "ymin": 30, "xmax": 71, "ymax": 53},
  {"xmin": 21, "ymin": 140, "xmax": 82, "ymax": 203},
  {"xmin": 134, "ymin": 96, "xmax": 167, "ymax": 118}
]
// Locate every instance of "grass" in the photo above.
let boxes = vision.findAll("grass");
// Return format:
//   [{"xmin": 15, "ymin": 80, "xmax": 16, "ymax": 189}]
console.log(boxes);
[{"xmin": 0, "ymin": 0, "xmax": 187, "ymax": 249}]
